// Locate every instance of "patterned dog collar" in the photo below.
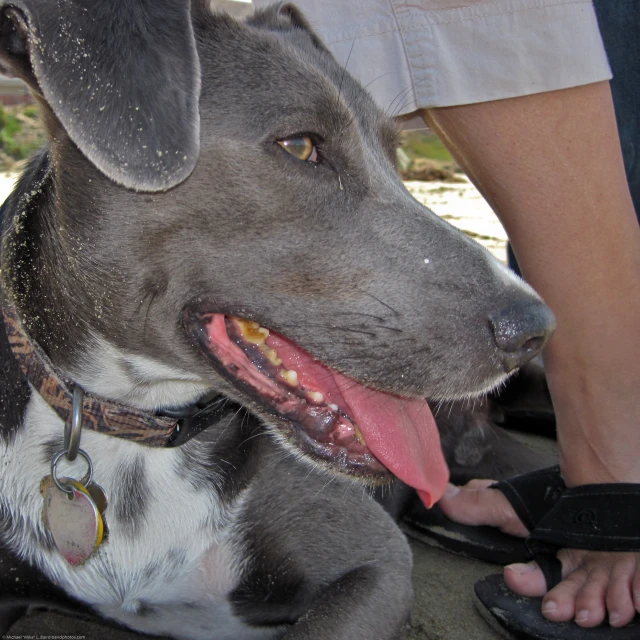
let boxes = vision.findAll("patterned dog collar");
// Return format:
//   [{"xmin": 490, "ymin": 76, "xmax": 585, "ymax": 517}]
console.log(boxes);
[{"xmin": 1, "ymin": 298, "xmax": 224, "ymax": 447}]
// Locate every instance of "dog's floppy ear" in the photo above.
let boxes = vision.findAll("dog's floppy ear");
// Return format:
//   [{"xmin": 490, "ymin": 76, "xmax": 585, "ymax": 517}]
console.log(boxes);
[
  {"xmin": 0, "ymin": 0, "xmax": 201, "ymax": 192},
  {"xmin": 249, "ymin": 2, "xmax": 331, "ymax": 54}
]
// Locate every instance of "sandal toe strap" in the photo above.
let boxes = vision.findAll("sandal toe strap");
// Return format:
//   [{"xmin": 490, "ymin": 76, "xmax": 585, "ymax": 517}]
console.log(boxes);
[
  {"xmin": 491, "ymin": 465, "xmax": 565, "ymax": 531},
  {"xmin": 525, "ymin": 483, "xmax": 640, "ymax": 590}
]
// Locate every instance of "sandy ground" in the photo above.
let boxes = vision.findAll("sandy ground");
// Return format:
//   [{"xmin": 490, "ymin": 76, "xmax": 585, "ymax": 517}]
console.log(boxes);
[
  {"xmin": 405, "ymin": 180, "xmax": 508, "ymax": 263},
  {"xmin": 2, "ymin": 171, "xmax": 537, "ymax": 639},
  {"xmin": 0, "ymin": 172, "xmax": 17, "ymax": 205}
]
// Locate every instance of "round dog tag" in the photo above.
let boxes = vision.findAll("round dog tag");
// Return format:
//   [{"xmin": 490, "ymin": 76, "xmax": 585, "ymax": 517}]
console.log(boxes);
[
  {"xmin": 42, "ymin": 478, "xmax": 104, "ymax": 565},
  {"xmin": 86, "ymin": 482, "xmax": 109, "ymax": 515}
]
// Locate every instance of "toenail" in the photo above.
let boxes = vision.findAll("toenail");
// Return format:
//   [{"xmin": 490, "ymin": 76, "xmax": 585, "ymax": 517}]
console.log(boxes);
[
  {"xmin": 609, "ymin": 612, "xmax": 621, "ymax": 626},
  {"xmin": 575, "ymin": 609, "xmax": 589, "ymax": 623},
  {"xmin": 542, "ymin": 601, "xmax": 557, "ymax": 614},
  {"xmin": 507, "ymin": 563, "xmax": 536, "ymax": 575},
  {"xmin": 444, "ymin": 484, "xmax": 459, "ymax": 497}
]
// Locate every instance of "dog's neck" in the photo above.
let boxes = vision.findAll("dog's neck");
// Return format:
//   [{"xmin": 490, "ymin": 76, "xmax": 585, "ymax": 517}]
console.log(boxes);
[
  {"xmin": 1, "ymin": 299, "xmax": 178, "ymax": 444},
  {"xmin": 0, "ymin": 150, "xmax": 220, "ymax": 447},
  {"xmin": 0, "ymin": 293, "xmax": 232, "ymax": 448},
  {"xmin": 1, "ymin": 149, "xmax": 85, "ymax": 365}
]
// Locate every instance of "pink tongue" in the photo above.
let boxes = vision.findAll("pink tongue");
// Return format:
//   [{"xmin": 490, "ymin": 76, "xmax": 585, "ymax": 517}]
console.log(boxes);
[
  {"xmin": 332, "ymin": 370, "xmax": 449, "ymax": 508},
  {"xmin": 267, "ymin": 333, "xmax": 449, "ymax": 508}
]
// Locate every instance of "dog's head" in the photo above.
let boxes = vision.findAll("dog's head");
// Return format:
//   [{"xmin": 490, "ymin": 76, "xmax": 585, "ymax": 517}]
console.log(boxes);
[{"xmin": 0, "ymin": 0, "xmax": 554, "ymax": 505}]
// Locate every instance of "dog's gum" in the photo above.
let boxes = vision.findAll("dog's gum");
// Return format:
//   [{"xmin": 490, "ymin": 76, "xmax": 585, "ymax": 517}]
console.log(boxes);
[{"xmin": 304, "ymin": 406, "xmax": 337, "ymax": 438}]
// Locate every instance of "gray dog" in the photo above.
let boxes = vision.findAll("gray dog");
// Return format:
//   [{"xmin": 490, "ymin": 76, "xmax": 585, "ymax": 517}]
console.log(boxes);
[{"xmin": 0, "ymin": 1, "xmax": 554, "ymax": 638}]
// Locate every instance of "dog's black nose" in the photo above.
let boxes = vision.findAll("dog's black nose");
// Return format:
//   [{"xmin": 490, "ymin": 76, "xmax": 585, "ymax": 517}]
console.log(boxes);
[{"xmin": 489, "ymin": 301, "xmax": 556, "ymax": 373}]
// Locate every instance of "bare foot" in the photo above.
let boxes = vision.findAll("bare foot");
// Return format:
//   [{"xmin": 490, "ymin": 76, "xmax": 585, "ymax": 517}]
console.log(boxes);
[{"xmin": 439, "ymin": 482, "xmax": 640, "ymax": 628}]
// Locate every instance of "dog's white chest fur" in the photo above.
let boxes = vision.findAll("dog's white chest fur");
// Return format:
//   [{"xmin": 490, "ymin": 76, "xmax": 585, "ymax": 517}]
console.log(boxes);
[{"xmin": 0, "ymin": 393, "xmax": 275, "ymax": 640}]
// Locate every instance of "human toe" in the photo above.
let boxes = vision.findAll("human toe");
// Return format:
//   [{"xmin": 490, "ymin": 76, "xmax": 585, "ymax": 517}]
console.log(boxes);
[
  {"xmin": 438, "ymin": 481, "xmax": 529, "ymax": 537},
  {"xmin": 606, "ymin": 555, "xmax": 638, "ymax": 627},
  {"xmin": 572, "ymin": 564, "xmax": 609, "ymax": 627},
  {"xmin": 504, "ymin": 561, "xmax": 548, "ymax": 597}
]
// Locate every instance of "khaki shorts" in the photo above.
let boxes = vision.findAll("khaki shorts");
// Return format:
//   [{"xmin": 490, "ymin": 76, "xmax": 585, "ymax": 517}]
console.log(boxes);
[{"xmin": 253, "ymin": 0, "xmax": 611, "ymax": 115}]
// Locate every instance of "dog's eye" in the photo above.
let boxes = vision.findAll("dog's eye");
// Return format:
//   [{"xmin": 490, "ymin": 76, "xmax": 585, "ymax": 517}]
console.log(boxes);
[{"xmin": 277, "ymin": 136, "xmax": 318, "ymax": 163}]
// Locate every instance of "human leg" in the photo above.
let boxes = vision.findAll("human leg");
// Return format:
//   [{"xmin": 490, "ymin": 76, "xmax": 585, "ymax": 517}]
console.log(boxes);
[
  {"xmin": 508, "ymin": 0, "xmax": 640, "ymax": 276},
  {"xmin": 427, "ymin": 80, "xmax": 640, "ymax": 627}
]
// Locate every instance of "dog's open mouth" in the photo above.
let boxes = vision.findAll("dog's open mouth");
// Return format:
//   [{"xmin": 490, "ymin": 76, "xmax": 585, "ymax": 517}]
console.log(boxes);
[{"xmin": 190, "ymin": 313, "xmax": 449, "ymax": 507}]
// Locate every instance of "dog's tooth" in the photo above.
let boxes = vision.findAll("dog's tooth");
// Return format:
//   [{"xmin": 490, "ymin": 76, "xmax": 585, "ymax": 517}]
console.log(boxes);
[
  {"xmin": 234, "ymin": 317, "xmax": 269, "ymax": 344},
  {"xmin": 328, "ymin": 403, "xmax": 339, "ymax": 412},
  {"xmin": 354, "ymin": 424, "xmax": 366, "ymax": 447},
  {"xmin": 306, "ymin": 391, "xmax": 324, "ymax": 404},
  {"xmin": 279, "ymin": 369, "xmax": 298, "ymax": 386},
  {"xmin": 259, "ymin": 344, "xmax": 283, "ymax": 366}
]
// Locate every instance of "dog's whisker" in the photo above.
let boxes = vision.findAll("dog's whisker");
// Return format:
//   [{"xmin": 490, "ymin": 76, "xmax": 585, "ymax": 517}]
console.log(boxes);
[
  {"xmin": 387, "ymin": 77, "xmax": 429, "ymax": 118},
  {"xmin": 331, "ymin": 311, "xmax": 386, "ymax": 322},
  {"xmin": 260, "ymin": 449, "xmax": 295, "ymax": 474},
  {"xmin": 347, "ymin": 70, "xmax": 396, "ymax": 111},
  {"xmin": 388, "ymin": 77, "xmax": 430, "ymax": 118},
  {"xmin": 212, "ymin": 406, "xmax": 247, "ymax": 448},
  {"xmin": 129, "ymin": 287, "xmax": 156, "ymax": 324},
  {"xmin": 313, "ymin": 475, "xmax": 338, "ymax": 499},
  {"xmin": 385, "ymin": 81, "xmax": 417, "ymax": 119},
  {"xmin": 371, "ymin": 325, "xmax": 404, "ymax": 334},
  {"xmin": 237, "ymin": 429, "xmax": 270, "ymax": 448},
  {"xmin": 337, "ymin": 38, "xmax": 357, "ymax": 105},
  {"xmin": 353, "ymin": 289, "xmax": 400, "ymax": 317}
]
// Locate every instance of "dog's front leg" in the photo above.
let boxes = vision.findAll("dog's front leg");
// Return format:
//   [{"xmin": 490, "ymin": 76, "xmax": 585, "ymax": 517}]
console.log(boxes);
[{"xmin": 282, "ymin": 564, "xmax": 413, "ymax": 640}]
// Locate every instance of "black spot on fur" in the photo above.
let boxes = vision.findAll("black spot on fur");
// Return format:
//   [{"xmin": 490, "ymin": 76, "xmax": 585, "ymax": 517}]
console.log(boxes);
[
  {"xmin": 136, "ymin": 601, "xmax": 157, "ymax": 618},
  {"xmin": 141, "ymin": 547, "xmax": 187, "ymax": 583},
  {"xmin": 41, "ymin": 436, "xmax": 66, "ymax": 465},
  {"xmin": 141, "ymin": 559, "xmax": 163, "ymax": 582},
  {"xmin": 114, "ymin": 455, "xmax": 149, "ymax": 537}
]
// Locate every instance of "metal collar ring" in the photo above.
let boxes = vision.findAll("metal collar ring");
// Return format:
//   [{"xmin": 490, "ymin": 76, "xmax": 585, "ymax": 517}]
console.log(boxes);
[{"xmin": 64, "ymin": 386, "xmax": 84, "ymax": 462}]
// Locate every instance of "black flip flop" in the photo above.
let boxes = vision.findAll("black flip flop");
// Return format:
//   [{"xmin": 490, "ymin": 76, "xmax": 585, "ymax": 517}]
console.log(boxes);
[
  {"xmin": 474, "ymin": 574, "xmax": 640, "ymax": 640},
  {"xmin": 402, "ymin": 465, "xmax": 565, "ymax": 565},
  {"xmin": 474, "ymin": 482, "xmax": 640, "ymax": 639}
]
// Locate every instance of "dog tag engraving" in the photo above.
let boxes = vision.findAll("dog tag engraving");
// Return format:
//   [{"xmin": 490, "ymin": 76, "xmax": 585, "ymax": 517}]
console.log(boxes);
[{"xmin": 41, "ymin": 477, "xmax": 104, "ymax": 565}]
